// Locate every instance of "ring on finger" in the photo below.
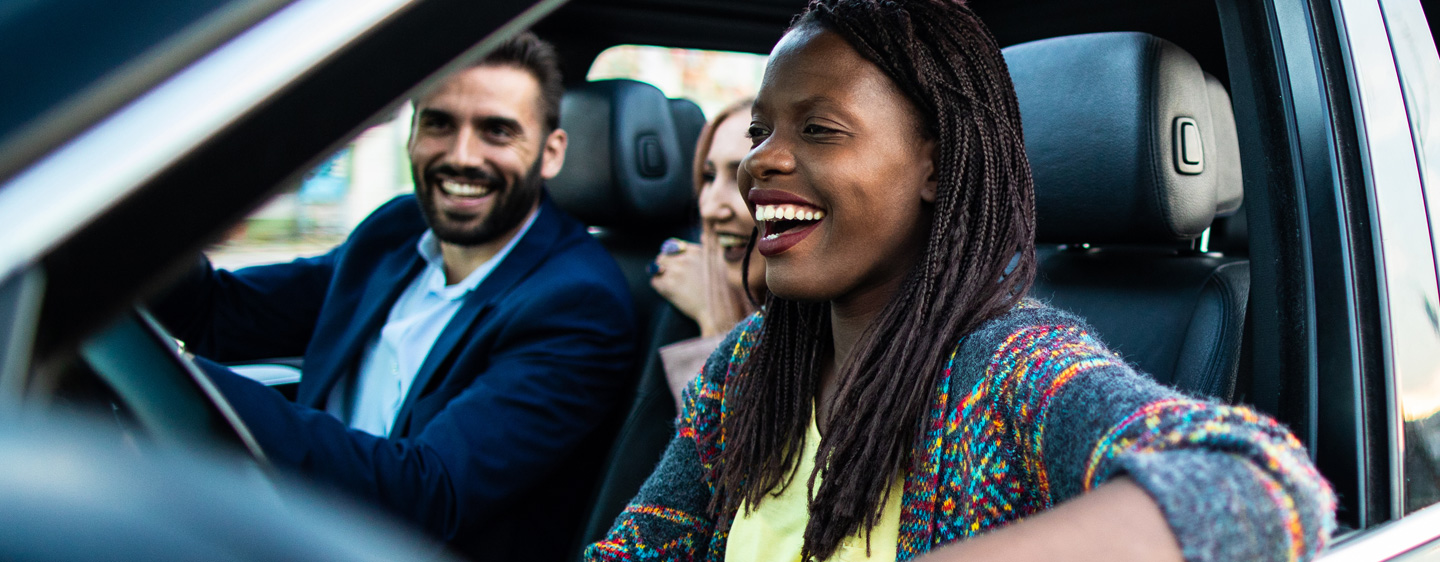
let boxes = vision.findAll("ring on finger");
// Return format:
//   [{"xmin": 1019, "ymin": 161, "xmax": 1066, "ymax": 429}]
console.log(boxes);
[{"xmin": 660, "ymin": 239, "xmax": 687, "ymax": 256}]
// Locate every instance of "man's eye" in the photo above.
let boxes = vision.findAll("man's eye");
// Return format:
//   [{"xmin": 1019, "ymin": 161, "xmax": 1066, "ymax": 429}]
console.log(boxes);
[
  {"xmin": 420, "ymin": 117, "xmax": 452, "ymax": 132},
  {"xmin": 802, "ymin": 124, "xmax": 835, "ymax": 135}
]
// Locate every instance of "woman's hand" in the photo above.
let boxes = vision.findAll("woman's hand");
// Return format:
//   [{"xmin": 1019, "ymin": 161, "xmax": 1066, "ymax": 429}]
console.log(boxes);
[
  {"xmin": 914, "ymin": 477, "xmax": 1183, "ymax": 562},
  {"xmin": 650, "ymin": 238, "xmax": 719, "ymax": 336}
]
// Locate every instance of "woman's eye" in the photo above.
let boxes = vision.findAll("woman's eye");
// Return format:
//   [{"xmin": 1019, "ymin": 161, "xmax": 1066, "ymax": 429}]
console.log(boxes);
[
  {"xmin": 701, "ymin": 172, "xmax": 717, "ymax": 184},
  {"xmin": 802, "ymin": 123, "xmax": 836, "ymax": 135},
  {"xmin": 745, "ymin": 125, "xmax": 770, "ymax": 146}
]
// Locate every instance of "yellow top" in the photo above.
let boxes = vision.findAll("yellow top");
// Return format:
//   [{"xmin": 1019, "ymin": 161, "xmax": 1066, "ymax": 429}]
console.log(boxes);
[{"xmin": 723, "ymin": 409, "xmax": 904, "ymax": 562}]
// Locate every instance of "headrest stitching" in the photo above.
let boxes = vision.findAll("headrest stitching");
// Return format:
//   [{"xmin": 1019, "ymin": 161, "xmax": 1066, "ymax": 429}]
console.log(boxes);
[{"xmin": 1143, "ymin": 36, "xmax": 1176, "ymax": 240}]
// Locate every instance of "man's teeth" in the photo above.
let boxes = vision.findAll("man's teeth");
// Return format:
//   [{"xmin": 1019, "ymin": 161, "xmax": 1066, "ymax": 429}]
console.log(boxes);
[
  {"xmin": 439, "ymin": 180, "xmax": 493, "ymax": 198},
  {"xmin": 754, "ymin": 205, "xmax": 825, "ymax": 221}
]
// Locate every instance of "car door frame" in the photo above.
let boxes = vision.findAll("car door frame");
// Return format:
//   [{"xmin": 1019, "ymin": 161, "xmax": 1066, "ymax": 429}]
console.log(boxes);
[{"xmin": 0, "ymin": 0, "xmax": 568, "ymax": 454}]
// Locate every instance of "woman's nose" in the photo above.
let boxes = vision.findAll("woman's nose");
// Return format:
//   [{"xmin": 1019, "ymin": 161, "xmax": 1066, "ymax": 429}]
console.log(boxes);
[
  {"xmin": 741, "ymin": 137, "xmax": 795, "ymax": 183},
  {"xmin": 700, "ymin": 184, "xmax": 736, "ymax": 222}
]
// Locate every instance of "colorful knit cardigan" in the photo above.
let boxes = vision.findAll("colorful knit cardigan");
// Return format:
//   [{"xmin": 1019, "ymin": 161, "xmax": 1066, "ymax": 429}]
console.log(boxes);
[{"xmin": 585, "ymin": 301, "xmax": 1336, "ymax": 562}]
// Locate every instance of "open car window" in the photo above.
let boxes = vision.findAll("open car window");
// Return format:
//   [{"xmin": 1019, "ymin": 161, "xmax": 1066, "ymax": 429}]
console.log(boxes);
[{"xmin": 211, "ymin": 108, "xmax": 415, "ymax": 269}]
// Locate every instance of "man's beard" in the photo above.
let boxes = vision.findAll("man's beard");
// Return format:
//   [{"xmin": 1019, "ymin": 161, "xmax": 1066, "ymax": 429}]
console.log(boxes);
[{"xmin": 415, "ymin": 154, "xmax": 544, "ymax": 247}]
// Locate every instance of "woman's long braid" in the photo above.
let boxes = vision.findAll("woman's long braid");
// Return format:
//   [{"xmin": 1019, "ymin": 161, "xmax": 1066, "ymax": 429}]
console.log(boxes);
[{"xmin": 712, "ymin": 0, "xmax": 1037, "ymax": 559}]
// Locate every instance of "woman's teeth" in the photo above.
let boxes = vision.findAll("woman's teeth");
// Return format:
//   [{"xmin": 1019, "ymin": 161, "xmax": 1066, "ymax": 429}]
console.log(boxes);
[
  {"xmin": 754, "ymin": 205, "xmax": 825, "ymax": 221},
  {"xmin": 439, "ymin": 180, "xmax": 493, "ymax": 198},
  {"xmin": 717, "ymin": 233, "xmax": 748, "ymax": 249}
]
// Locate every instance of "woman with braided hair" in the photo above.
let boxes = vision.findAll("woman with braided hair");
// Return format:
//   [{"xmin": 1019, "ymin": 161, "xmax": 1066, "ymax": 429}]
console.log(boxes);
[{"xmin": 585, "ymin": 0, "xmax": 1335, "ymax": 560}]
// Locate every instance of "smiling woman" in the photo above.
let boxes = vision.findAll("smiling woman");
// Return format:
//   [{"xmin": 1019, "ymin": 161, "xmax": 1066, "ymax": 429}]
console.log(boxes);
[{"xmin": 585, "ymin": 1, "xmax": 1336, "ymax": 561}]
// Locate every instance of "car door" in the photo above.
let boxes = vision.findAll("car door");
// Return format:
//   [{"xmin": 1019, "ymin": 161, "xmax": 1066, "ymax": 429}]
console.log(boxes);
[
  {"xmin": 0, "ymin": 0, "xmax": 562, "ymax": 457},
  {"xmin": 0, "ymin": 0, "xmax": 563, "ymax": 557},
  {"xmin": 1262, "ymin": 0, "xmax": 1440, "ymax": 558}
]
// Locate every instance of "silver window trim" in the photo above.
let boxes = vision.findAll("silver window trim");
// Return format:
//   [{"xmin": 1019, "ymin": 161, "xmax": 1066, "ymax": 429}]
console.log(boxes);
[
  {"xmin": 0, "ymin": 0, "xmax": 421, "ymax": 284},
  {"xmin": 1322, "ymin": 501, "xmax": 1440, "ymax": 560},
  {"xmin": 1332, "ymin": 0, "xmax": 1440, "ymax": 521}
]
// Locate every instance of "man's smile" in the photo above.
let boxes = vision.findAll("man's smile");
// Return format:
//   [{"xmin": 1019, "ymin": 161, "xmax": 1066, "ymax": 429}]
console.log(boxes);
[{"xmin": 438, "ymin": 179, "xmax": 495, "ymax": 199}]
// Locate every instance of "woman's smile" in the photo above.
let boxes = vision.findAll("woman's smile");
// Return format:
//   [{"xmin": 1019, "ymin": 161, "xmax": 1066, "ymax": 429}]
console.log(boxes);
[
  {"xmin": 738, "ymin": 25, "xmax": 935, "ymax": 304},
  {"xmin": 749, "ymin": 188, "xmax": 827, "ymax": 256}
]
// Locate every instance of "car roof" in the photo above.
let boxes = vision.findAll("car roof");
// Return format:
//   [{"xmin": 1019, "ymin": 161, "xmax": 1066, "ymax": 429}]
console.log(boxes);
[
  {"xmin": 0, "ymin": 0, "xmax": 285, "ymax": 186},
  {"xmin": 537, "ymin": 0, "xmax": 1228, "ymax": 89}
]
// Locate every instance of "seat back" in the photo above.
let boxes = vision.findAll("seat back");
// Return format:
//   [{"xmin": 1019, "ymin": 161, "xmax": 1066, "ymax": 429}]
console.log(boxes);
[
  {"xmin": 1004, "ymin": 32, "xmax": 1248, "ymax": 399},
  {"xmin": 549, "ymin": 79, "xmax": 705, "ymax": 555},
  {"xmin": 551, "ymin": 79, "xmax": 704, "ymax": 331}
]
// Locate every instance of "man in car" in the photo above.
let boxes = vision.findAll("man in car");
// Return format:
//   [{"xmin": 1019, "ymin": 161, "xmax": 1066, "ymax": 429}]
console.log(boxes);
[{"xmin": 152, "ymin": 32, "xmax": 635, "ymax": 561}]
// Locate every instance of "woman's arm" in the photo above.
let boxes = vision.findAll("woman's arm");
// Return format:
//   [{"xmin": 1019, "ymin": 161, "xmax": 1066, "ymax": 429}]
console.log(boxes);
[
  {"xmin": 583, "ymin": 432, "xmax": 718, "ymax": 561},
  {"xmin": 917, "ymin": 476, "xmax": 1181, "ymax": 562},
  {"xmin": 943, "ymin": 307, "xmax": 1335, "ymax": 561}
]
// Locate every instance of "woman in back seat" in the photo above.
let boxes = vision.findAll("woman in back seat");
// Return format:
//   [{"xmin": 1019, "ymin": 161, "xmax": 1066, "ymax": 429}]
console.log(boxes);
[
  {"xmin": 650, "ymin": 97, "xmax": 768, "ymax": 407},
  {"xmin": 588, "ymin": 0, "xmax": 1335, "ymax": 560}
]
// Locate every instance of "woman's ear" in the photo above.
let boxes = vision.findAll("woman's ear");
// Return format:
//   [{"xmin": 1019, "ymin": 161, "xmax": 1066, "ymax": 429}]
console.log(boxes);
[{"xmin": 920, "ymin": 138, "xmax": 938, "ymax": 203}]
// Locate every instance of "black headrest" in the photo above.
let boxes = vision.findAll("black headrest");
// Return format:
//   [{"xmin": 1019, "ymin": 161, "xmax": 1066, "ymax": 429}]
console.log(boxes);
[
  {"xmin": 550, "ymin": 79, "xmax": 701, "ymax": 230},
  {"xmin": 1004, "ymin": 32, "xmax": 1243, "ymax": 243},
  {"xmin": 670, "ymin": 98, "xmax": 707, "ymax": 176}
]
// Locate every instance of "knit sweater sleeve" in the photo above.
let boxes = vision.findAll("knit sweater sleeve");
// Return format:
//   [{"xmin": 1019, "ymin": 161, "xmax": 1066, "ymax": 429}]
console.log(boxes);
[
  {"xmin": 956, "ymin": 303, "xmax": 1336, "ymax": 562},
  {"xmin": 583, "ymin": 317, "xmax": 753, "ymax": 561}
]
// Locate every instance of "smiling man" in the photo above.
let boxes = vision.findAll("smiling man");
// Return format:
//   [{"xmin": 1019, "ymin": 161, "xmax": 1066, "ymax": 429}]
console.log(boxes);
[{"xmin": 152, "ymin": 33, "xmax": 635, "ymax": 561}]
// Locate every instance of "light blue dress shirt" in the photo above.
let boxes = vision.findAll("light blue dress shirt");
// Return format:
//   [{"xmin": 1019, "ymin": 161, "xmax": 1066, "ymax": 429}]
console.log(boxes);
[{"xmin": 326, "ymin": 209, "xmax": 538, "ymax": 437}]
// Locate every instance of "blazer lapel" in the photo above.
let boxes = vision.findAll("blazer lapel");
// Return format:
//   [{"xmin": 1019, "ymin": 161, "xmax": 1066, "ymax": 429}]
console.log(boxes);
[
  {"xmin": 298, "ymin": 247, "xmax": 424, "ymax": 408},
  {"xmin": 391, "ymin": 197, "xmax": 567, "ymax": 434}
]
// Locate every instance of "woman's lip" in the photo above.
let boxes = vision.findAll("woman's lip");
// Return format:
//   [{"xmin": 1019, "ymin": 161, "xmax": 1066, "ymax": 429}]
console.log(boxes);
[
  {"xmin": 756, "ymin": 220, "xmax": 821, "ymax": 257},
  {"xmin": 747, "ymin": 188, "xmax": 820, "ymax": 208},
  {"xmin": 722, "ymin": 243, "xmax": 748, "ymax": 263}
]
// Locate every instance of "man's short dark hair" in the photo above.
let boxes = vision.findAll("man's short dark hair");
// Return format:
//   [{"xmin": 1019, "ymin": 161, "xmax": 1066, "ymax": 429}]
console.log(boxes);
[{"xmin": 480, "ymin": 31, "xmax": 563, "ymax": 133}]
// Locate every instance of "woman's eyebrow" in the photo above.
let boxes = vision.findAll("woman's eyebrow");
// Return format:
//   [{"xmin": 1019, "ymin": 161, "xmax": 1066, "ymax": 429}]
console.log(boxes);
[
  {"xmin": 792, "ymin": 94, "xmax": 838, "ymax": 111},
  {"xmin": 793, "ymin": 95, "xmax": 860, "ymax": 125}
]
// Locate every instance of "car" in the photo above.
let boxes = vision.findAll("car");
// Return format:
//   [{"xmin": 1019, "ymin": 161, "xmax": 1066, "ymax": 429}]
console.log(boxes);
[{"xmin": 0, "ymin": 0, "xmax": 1437, "ymax": 559}]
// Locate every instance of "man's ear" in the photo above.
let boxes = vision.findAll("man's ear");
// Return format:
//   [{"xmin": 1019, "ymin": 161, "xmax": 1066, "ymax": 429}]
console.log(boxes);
[
  {"xmin": 920, "ymin": 138, "xmax": 938, "ymax": 203},
  {"xmin": 540, "ymin": 128, "xmax": 568, "ymax": 179}
]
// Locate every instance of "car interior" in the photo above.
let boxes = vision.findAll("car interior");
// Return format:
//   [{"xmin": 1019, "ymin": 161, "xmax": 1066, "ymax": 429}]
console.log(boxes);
[
  {"xmin": 2, "ymin": 0, "xmax": 1427, "ymax": 557},
  {"xmin": 544, "ymin": 18, "xmax": 1257, "ymax": 554}
]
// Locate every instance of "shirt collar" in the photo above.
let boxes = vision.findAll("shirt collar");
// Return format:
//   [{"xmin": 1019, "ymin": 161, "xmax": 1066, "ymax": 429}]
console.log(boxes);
[{"xmin": 414, "ymin": 205, "xmax": 541, "ymax": 300}]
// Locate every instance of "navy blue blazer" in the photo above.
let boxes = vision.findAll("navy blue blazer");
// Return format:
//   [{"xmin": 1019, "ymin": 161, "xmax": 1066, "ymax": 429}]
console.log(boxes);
[{"xmin": 154, "ymin": 194, "xmax": 636, "ymax": 560}]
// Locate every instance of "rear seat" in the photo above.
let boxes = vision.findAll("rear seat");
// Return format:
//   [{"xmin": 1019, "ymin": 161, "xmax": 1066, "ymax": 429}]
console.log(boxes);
[
  {"xmin": 547, "ymin": 78, "xmax": 705, "ymax": 555},
  {"xmin": 1005, "ymin": 32, "xmax": 1249, "ymax": 400}
]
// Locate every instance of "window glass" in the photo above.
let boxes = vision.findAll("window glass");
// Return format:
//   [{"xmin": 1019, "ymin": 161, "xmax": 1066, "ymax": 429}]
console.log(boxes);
[
  {"xmin": 1380, "ymin": 0, "xmax": 1440, "ymax": 513},
  {"xmin": 587, "ymin": 44, "xmax": 767, "ymax": 118},
  {"xmin": 209, "ymin": 105, "xmax": 414, "ymax": 269}
]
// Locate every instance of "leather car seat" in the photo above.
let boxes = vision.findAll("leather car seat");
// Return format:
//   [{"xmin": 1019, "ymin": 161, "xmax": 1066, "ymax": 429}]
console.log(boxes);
[
  {"xmin": 551, "ymin": 79, "xmax": 704, "ymax": 330},
  {"xmin": 1004, "ymin": 32, "xmax": 1248, "ymax": 400},
  {"xmin": 547, "ymin": 79, "xmax": 707, "ymax": 555}
]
